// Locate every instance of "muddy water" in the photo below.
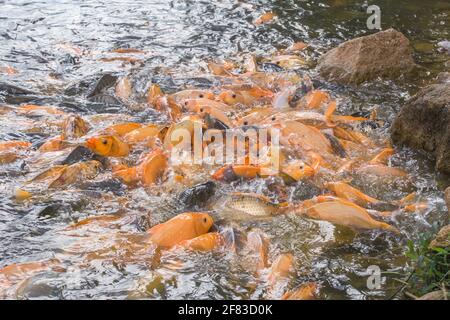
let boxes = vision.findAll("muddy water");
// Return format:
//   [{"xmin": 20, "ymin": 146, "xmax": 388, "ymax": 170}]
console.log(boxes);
[{"xmin": 0, "ymin": 0, "xmax": 449, "ymax": 299}]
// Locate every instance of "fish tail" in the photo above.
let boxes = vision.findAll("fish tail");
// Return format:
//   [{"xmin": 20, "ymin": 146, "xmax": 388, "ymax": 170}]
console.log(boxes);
[
  {"xmin": 381, "ymin": 223, "xmax": 400, "ymax": 234},
  {"xmin": 397, "ymin": 192, "xmax": 417, "ymax": 206}
]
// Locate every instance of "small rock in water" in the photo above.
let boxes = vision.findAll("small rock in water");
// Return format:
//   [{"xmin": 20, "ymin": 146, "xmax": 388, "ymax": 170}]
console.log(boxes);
[
  {"xmin": 437, "ymin": 40, "xmax": 450, "ymax": 53},
  {"xmin": 436, "ymin": 72, "xmax": 450, "ymax": 84}
]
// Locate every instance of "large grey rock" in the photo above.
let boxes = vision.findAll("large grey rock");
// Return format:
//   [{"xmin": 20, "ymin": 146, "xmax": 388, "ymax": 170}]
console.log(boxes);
[
  {"xmin": 317, "ymin": 29, "xmax": 417, "ymax": 85},
  {"xmin": 391, "ymin": 82, "xmax": 450, "ymax": 174}
]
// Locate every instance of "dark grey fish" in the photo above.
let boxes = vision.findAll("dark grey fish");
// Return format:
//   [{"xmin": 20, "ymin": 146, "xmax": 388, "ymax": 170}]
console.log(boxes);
[
  {"xmin": 177, "ymin": 181, "xmax": 216, "ymax": 209},
  {"xmin": 58, "ymin": 146, "xmax": 105, "ymax": 166},
  {"xmin": 0, "ymin": 82, "xmax": 36, "ymax": 95},
  {"xmin": 290, "ymin": 83, "xmax": 313, "ymax": 107},
  {"xmin": 357, "ymin": 120, "xmax": 380, "ymax": 130},
  {"xmin": 259, "ymin": 62, "xmax": 284, "ymax": 73},
  {"xmin": 81, "ymin": 178, "xmax": 126, "ymax": 195},
  {"xmin": 3, "ymin": 95, "xmax": 45, "ymax": 105},
  {"xmin": 58, "ymin": 53, "xmax": 79, "ymax": 65},
  {"xmin": 88, "ymin": 94, "xmax": 122, "ymax": 105},
  {"xmin": 204, "ymin": 114, "xmax": 229, "ymax": 130},
  {"xmin": 36, "ymin": 203, "xmax": 64, "ymax": 219},
  {"xmin": 64, "ymin": 76, "xmax": 98, "ymax": 96},
  {"xmin": 87, "ymin": 74, "xmax": 118, "ymax": 98},
  {"xmin": 351, "ymin": 110, "xmax": 371, "ymax": 118},
  {"xmin": 324, "ymin": 132, "xmax": 347, "ymax": 158},
  {"xmin": 291, "ymin": 181, "xmax": 322, "ymax": 201}
]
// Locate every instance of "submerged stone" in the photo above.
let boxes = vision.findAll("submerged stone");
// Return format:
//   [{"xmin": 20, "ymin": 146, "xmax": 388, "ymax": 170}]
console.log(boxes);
[{"xmin": 317, "ymin": 29, "xmax": 417, "ymax": 85}]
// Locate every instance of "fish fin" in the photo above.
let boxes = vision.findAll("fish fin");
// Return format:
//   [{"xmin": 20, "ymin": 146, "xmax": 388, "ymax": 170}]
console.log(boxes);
[
  {"xmin": 28, "ymin": 166, "xmax": 67, "ymax": 183},
  {"xmin": 400, "ymin": 201, "xmax": 429, "ymax": 213},
  {"xmin": 382, "ymin": 223, "xmax": 400, "ymax": 234},
  {"xmin": 307, "ymin": 152, "xmax": 323, "ymax": 173},
  {"xmin": 336, "ymin": 159, "xmax": 356, "ymax": 174},
  {"xmin": 398, "ymin": 192, "xmax": 417, "ymax": 206},
  {"xmin": 369, "ymin": 148, "xmax": 395, "ymax": 165},
  {"xmin": 324, "ymin": 100, "xmax": 337, "ymax": 126}
]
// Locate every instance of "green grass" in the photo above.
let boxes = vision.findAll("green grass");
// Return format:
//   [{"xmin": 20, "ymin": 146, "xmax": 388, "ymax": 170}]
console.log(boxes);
[{"xmin": 405, "ymin": 233, "xmax": 450, "ymax": 297}]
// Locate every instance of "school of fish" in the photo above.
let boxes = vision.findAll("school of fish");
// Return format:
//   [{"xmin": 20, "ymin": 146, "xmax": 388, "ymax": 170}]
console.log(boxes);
[{"xmin": 0, "ymin": 35, "xmax": 430, "ymax": 300}]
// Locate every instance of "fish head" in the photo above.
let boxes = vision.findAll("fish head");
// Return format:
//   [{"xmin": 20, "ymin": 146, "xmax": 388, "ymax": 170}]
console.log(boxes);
[
  {"xmin": 181, "ymin": 99, "xmax": 198, "ymax": 112},
  {"xmin": 188, "ymin": 212, "xmax": 214, "ymax": 236},
  {"xmin": 196, "ymin": 91, "xmax": 215, "ymax": 100},
  {"xmin": 281, "ymin": 161, "xmax": 315, "ymax": 181},
  {"xmin": 217, "ymin": 90, "xmax": 242, "ymax": 105},
  {"xmin": 85, "ymin": 135, "xmax": 114, "ymax": 156}
]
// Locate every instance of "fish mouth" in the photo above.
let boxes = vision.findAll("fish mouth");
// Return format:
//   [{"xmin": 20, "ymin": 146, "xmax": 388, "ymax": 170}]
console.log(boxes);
[
  {"xmin": 209, "ymin": 223, "xmax": 219, "ymax": 232},
  {"xmin": 85, "ymin": 137, "xmax": 96, "ymax": 149}
]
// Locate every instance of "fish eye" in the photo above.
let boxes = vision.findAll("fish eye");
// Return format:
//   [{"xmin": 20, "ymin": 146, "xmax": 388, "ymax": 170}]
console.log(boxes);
[
  {"xmin": 199, "ymin": 108, "xmax": 204, "ymax": 112},
  {"xmin": 243, "ymin": 121, "xmax": 248, "ymax": 125},
  {"xmin": 199, "ymin": 94, "xmax": 204, "ymax": 98},
  {"xmin": 299, "ymin": 165, "xmax": 304, "ymax": 170},
  {"xmin": 271, "ymin": 117, "xmax": 276, "ymax": 121},
  {"xmin": 184, "ymin": 101, "xmax": 188, "ymax": 106},
  {"xmin": 203, "ymin": 217, "xmax": 208, "ymax": 224},
  {"xmin": 102, "ymin": 139, "xmax": 108, "ymax": 145},
  {"xmin": 232, "ymin": 94, "xmax": 237, "ymax": 99}
]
